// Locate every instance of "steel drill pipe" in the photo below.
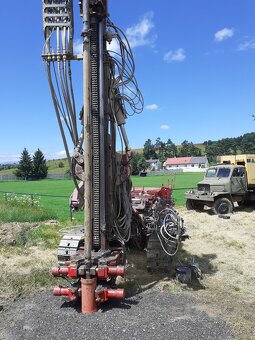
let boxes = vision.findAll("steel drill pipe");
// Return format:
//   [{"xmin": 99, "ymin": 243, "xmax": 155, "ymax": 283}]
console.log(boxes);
[
  {"xmin": 82, "ymin": 0, "xmax": 93, "ymax": 267},
  {"xmin": 81, "ymin": 277, "xmax": 97, "ymax": 314}
]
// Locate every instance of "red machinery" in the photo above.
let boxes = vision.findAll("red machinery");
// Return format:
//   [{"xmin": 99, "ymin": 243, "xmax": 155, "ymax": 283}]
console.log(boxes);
[
  {"xmin": 42, "ymin": 0, "xmax": 185, "ymax": 314},
  {"xmin": 131, "ymin": 186, "xmax": 173, "ymax": 210}
]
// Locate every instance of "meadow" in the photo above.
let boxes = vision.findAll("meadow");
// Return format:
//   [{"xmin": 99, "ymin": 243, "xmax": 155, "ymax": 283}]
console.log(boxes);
[{"xmin": 0, "ymin": 172, "xmax": 204, "ymax": 222}]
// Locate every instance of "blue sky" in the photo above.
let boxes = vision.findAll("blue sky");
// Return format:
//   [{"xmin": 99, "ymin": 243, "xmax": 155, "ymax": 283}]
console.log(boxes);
[{"xmin": 1, "ymin": 0, "xmax": 255, "ymax": 162}]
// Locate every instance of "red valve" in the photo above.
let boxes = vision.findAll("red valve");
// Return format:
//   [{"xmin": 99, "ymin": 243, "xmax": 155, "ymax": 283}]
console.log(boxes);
[
  {"xmin": 97, "ymin": 265, "xmax": 125, "ymax": 279},
  {"xmin": 51, "ymin": 266, "xmax": 77, "ymax": 279},
  {"xmin": 96, "ymin": 288, "xmax": 125, "ymax": 303},
  {"xmin": 53, "ymin": 286, "xmax": 78, "ymax": 302}
]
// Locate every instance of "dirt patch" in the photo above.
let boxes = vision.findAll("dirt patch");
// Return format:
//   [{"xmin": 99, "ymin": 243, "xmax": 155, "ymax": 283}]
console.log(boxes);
[
  {"xmin": 0, "ymin": 222, "xmax": 38, "ymax": 246},
  {"xmin": 121, "ymin": 208, "xmax": 255, "ymax": 339}
]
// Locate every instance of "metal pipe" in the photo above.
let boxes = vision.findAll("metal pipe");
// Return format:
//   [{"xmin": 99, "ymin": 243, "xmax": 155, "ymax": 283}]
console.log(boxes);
[
  {"xmin": 99, "ymin": 19, "xmax": 106, "ymax": 248},
  {"xmin": 120, "ymin": 124, "xmax": 131, "ymax": 153},
  {"xmin": 82, "ymin": 0, "xmax": 92, "ymax": 266},
  {"xmin": 56, "ymin": 27, "xmax": 60, "ymax": 54}
]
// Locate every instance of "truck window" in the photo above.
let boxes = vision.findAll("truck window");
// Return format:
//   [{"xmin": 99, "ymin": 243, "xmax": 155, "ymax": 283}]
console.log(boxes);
[
  {"xmin": 232, "ymin": 167, "xmax": 245, "ymax": 177},
  {"xmin": 217, "ymin": 168, "xmax": 230, "ymax": 177},
  {"xmin": 206, "ymin": 168, "xmax": 217, "ymax": 177}
]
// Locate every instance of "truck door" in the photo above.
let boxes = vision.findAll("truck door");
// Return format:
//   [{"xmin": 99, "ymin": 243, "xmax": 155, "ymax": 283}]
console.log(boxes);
[{"xmin": 231, "ymin": 167, "xmax": 247, "ymax": 194}]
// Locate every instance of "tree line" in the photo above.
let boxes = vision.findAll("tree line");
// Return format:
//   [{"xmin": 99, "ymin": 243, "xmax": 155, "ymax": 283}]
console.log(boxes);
[
  {"xmin": 15, "ymin": 148, "xmax": 48, "ymax": 180},
  {"xmin": 0, "ymin": 163, "xmax": 17, "ymax": 171},
  {"xmin": 204, "ymin": 132, "xmax": 255, "ymax": 162},
  {"xmin": 131, "ymin": 132, "xmax": 255, "ymax": 175},
  {"xmin": 11, "ymin": 132, "xmax": 255, "ymax": 178}
]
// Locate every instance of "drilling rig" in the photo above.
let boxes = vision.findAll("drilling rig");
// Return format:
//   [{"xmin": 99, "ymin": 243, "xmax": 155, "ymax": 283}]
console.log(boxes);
[{"xmin": 42, "ymin": 0, "xmax": 186, "ymax": 314}]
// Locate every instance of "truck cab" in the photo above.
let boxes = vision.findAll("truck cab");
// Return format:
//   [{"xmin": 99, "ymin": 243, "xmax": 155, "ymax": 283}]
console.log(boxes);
[
  {"xmin": 201, "ymin": 165, "xmax": 247, "ymax": 195},
  {"xmin": 185, "ymin": 164, "xmax": 248, "ymax": 214}
]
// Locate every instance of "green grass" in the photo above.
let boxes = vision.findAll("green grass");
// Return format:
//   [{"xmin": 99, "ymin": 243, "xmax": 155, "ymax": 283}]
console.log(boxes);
[
  {"xmin": 0, "ymin": 158, "xmax": 70, "ymax": 175},
  {"xmin": 0, "ymin": 172, "xmax": 204, "ymax": 222},
  {"xmin": 0, "ymin": 266, "xmax": 62, "ymax": 300},
  {"xmin": 0, "ymin": 201, "xmax": 57, "ymax": 223},
  {"xmin": 47, "ymin": 158, "xmax": 69, "ymax": 174},
  {"xmin": 16, "ymin": 223, "xmax": 62, "ymax": 249},
  {"xmin": 0, "ymin": 179, "xmax": 84, "ymax": 222}
]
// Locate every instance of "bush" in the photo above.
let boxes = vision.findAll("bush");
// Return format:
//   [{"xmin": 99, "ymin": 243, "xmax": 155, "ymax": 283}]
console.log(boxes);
[
  {"xmin": 58, "ymin": 161, "xmax": 64, "ymax": 168},
  {"xmin": 5, "ymin": 193, "xmax": 40, "ymax": 207}
]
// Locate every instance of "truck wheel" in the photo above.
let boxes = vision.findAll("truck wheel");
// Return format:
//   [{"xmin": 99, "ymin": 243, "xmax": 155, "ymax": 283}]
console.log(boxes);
[
  {"xmin": 212, "ymin": 198, "xmax": 233, "ymax": 215},
  {"xmin": 186, "ymin": 199, "xmax": 195, "ymax": 210},
  {"xmin": 194, "ymin": 202, "xmax": 204, "ymax": 211},
  {"xmin": 237, "ymin": 199, "xmax": 248, "ymax": 207}
]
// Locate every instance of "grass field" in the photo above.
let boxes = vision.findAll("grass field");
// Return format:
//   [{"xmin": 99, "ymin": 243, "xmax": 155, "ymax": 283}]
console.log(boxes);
[
  {"xmin": 0, "ymin": 179, "xmax": 81, "ymax": 222},
  {"xmin": 0, "ymin": 172, "xmax": 204, "ymax": 222}
]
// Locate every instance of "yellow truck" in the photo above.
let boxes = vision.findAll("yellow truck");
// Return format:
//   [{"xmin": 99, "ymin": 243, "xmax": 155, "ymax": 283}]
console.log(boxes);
[
  {"xmin": 185, "ymin": 154, "xmax": 255, "ymax": 214},
  {"xmin": 217, "ymin": 154, "xmax": 255, "ymax": 190}
]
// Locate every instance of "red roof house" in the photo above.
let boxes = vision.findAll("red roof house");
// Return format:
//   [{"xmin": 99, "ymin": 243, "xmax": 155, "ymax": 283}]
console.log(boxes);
[{"xmin": 164, "ymin": 156, "xmax": 208, "ymax": 171}]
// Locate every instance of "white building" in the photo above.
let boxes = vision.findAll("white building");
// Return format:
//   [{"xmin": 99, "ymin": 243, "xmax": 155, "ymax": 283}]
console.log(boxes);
[{"xmin": 164, "ymin": 156, "xmax": 209, "ymax": 172}]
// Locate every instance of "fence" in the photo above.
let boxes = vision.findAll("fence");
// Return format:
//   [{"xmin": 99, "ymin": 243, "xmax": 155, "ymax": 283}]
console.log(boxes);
[
  {"xmin": 0, "ymin": 190, "xmax": 73, "ymax": 220},
  {"xmin": 47, "ymin": 173, "xmax": 71, "ymax": 179},
  {"xmin": 0, "ymin": 174, "xmax": 19, "ymax": 181},
  {"xmin": 0, "ymin": 173, "xmax": 71, "ymax": 181},
  {"xmin": 147, "ymin": 169, "xmax": 183, "ymax": 176},
  {"xmin": 0, "ymin": 190, "xmax": 69, "ymax": 200}
]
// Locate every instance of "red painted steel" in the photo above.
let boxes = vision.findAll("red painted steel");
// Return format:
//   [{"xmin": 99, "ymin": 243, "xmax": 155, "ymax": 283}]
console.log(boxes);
[
  {"xmin": 53, "ymin": 286, "xmax": 78, "ymax": 302},
  {"xmin": 51, "ymin": 266, "xmax": 77, "ymax": 279},
  {"xmin": 96, "ymin": 265, "xmax": 125, "ymax": 279},
  {"xmin": 81, "ymin": 277, "xmax": 97, "ymax": 314},
  {"xmin": 95, "ymin": 288, "xmax": 125, "ymax": 303}
]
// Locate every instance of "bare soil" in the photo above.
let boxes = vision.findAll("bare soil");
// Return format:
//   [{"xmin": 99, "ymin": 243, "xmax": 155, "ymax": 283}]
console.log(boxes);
[{"xmin": 0, "ymin": 222, "xmax": 38, "ymax": 245}]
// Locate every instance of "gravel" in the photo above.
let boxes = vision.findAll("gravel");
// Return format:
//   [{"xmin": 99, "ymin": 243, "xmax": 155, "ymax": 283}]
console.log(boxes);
[{"xmin": 0, "ymin": 288, "xmax": 234, "ymax": 340}]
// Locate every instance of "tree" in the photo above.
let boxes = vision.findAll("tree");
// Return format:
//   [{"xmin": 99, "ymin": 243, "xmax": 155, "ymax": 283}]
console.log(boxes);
[
  {"xmin": 217, "ymin": 138, "xmax": 236, "ymax": 155},
  {"xmin": 15, "ymin": 148, "xmax": 33, "ymax": 179},
  {"xmin": 143, "ymin": 139, "xmax": 157, "ymax": 160},
  {"xmin": 178, "ymin": 140, "xmax": 190, "ymax": 156},
  {"xmin": 240, "ymin": 133, "xmax": 255, "ymax": 153},
  {"xmin": 33, "ymin": 149, "xmax": 48, "ymax": 179},
  {"xmin": 131, "ymin": 153, "xmax": 147, "ymax": 175},
  {"xmin": 58, "ymin": 161, "xmax": 64, "ymax": 168},
  {"xmin": 178, "ymin": 140, "xmax": 201, "ymax": 157},
  {"xmin": 164, "ymin": 138, "xmax": 177, "ymax": 158},
  {"xmin": 204, "ymin": 142, "xmax": 221, "ymax": 163},
  {"xmin": 189, "ymin": 142, "xmax": 202, "ymax": 157},
  {"xmin": 154, "ymin": 137, "xmax": 165, "ymax": 161}
]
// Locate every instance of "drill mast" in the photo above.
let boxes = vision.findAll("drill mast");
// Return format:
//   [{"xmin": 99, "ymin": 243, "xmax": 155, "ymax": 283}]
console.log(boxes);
[{"xmin": 42, "ymin": 0, "xmax": 185, "ymax": 314}]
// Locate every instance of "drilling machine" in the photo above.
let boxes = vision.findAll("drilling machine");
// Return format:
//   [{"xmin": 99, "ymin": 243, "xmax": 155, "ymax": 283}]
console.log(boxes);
[{"xmin": 42, "ymin": 0, "xmax": 186, "ymax": 314}]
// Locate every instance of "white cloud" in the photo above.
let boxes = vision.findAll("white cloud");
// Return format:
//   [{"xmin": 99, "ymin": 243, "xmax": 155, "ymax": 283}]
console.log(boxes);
[
  {"xmin": 73, "ymin": 12, "xmax": 156, "ymax": 53},
  {"xmin": 0, "ymin": 154, "xmax": 20, "ymax": 163},
  {"xmin": 145, "ymin": 103, "xmax": 159, "ymax": 110},
  {"xmin": 106, "ymin": 38, "xmax": 120, "ymax": 54},
  {"xmin": 164, "ymin": 48, "xmax": 186, "ymax": 63},
  {"xmin": 44, "ymin": 150, "xmax": 68, "ymax": 160},
  {"xmin": 237, "ymin": 39, "xmax": 255, "ymax": 51},
  {"xmin": 126, "ymin": 11, "xmax": 157, "ymax": 48},
  {"xmin": 73, "ymin": 40, "xmax": 83, "ymax": 54},
  {"xmin": 52, "ymin": 150, "xmax": 67, "ymax": 159},
  {"xmin": 214, "ymin": 28, "xmax": 234, "ymax": 42},
  {"xmin": 0, "ymin": 150, "xmax": 69, "ymax": 164},
  {"xmin": 160, "ymin": 124, "xmax": 170, "ymax": 130}
]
